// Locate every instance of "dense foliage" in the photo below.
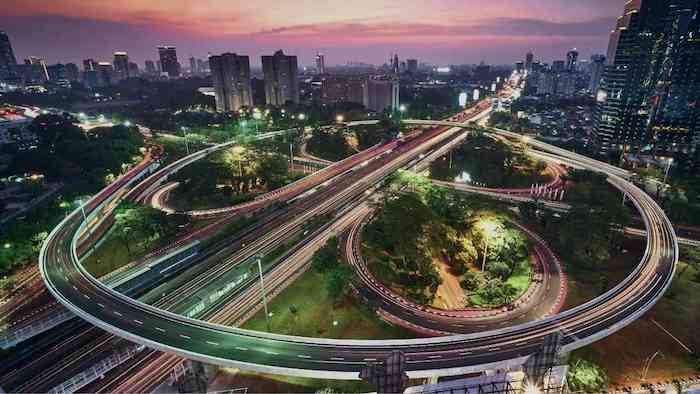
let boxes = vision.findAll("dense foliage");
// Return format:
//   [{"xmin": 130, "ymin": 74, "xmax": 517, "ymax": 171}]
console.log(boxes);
[
  {"xmin": 430, "ymin": 133, "xmax": 548, "ymax": 188},
  {"xmin": 305, "ymin": 127, "xmax": 354, "ymax": 162},
  {"xmin": 567, "ymin": 358, "xmax": 609, "ymax": 393}
]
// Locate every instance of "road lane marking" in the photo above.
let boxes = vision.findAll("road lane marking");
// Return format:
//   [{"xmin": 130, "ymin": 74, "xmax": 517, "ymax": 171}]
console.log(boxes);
[
  {"xmin": 155, "ymin": 327, "xmax": 165, "ymax": 332},
  {"xmin": 428, "ymin": 355, "xmax": 442, "ymax": 359},
  {"xmin": 97, "ymin": 303, "xmax": 105, "ymax": 308},
  {"xmin": 235, "ymin": 347, "xmax": 248, "ymax": 351},
  {"xmin": 114, "ymin": 311, "xmax": 122, "ymax": 317},
  {"xmin": 206, "ymin": 341, "xmax": 219, "ymax": 346},
  {"xmin": 179, "ymin": 334, "xmax": 191, "ymax": 340},
  {"xmin": 330, "ymin": 357, "xmax": 345, "ymax": 361},
  {"xmin": 363, "ymin": 358, "xmax": 377, "ymax": 362},
  {"xmin": 262, "ymin": 350, "xmax": 280, "ymax": 355},
  {"xmin": 133, "ymin": 320, "xmax": 143, "ymax": 325},
  {"xmin": 83, "ymin": 294, "xmax": 90, "ymax": 299},
  {"xmin": 460, "ymin": 351, "xmax": 472, "ymax": 355},
  {"xmin": 297, "ymin": 355, "xmax": 311, "ymax": 359}
]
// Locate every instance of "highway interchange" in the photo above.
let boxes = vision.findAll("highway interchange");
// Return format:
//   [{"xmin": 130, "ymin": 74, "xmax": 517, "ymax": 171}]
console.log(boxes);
[{"xmin": 38, "ymin": 97, "xmax": 679, "ymax": 381}]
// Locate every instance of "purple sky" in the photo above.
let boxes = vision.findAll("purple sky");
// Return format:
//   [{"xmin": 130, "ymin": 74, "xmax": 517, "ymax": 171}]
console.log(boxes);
[{"xmin": 1, "ymin": 0, "xmax": 625, "ymax": 67}]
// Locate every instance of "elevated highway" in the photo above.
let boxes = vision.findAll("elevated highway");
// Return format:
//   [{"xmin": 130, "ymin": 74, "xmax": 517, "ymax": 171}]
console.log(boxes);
[{"xmin": 40, "ymin": 118, "xmax": 678, "ymax": 379}]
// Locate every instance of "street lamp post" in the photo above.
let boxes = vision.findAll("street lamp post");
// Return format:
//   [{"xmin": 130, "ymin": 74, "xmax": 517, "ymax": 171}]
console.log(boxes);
[
  {"xmin": 256, "ymin": 256, "xmax": 271, "ymax": 332},
  {"xmin": 180, "ymin": 127, "xmax": 190, "ymax": 155},
  {"xmin": 663, "ymin": 158, "xmax": 673, "ymax": 184}
]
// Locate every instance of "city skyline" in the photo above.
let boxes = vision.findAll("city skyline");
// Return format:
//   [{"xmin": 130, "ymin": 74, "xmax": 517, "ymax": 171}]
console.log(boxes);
[{"xmin": 1, "ymin": 0, "xmax": 625, "ymax": 67}]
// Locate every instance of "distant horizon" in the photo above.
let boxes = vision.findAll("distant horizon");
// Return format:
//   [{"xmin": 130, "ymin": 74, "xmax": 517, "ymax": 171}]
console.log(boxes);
[{"xmin": 1, "ymin": 0, "xmax": 625, "ymax": 68}]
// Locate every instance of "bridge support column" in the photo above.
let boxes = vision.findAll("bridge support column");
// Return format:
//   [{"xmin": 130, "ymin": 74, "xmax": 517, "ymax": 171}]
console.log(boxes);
[{"xmin": 360, "ymin": 351, "xmax": 409, "ymax": 394}]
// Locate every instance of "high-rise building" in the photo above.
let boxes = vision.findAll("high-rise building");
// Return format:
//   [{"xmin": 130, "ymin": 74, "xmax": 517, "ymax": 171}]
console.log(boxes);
[
  {"xmin": 525, "ymin": 51, "xmax": 534, "ymax": 72},
  {"xmin": 113, "ymin": 51, "xmax": 129, "ymax": 80},
  {"xmin": 189, "ymin": 56, "xmax": 197, "ymax": 74},
  {"xmin": 392, "ymin": 54, "xmax": 399, "ymax": 74},
  {"xmin": 156, "ymin": 60, "xmax": 162, "ymax": 73},
  {"xmin": 262, "ymin": 50, "xmax": 299, "ymax": 106},
  {"xmin": 594, "ymin": 0, "xmax": 700, "ymax": 156},
  {"xmin": 83, "ymin": 58, "xmax": 97, "ymax": 72},
  {"xmin": 23, "ymin": 57, "xmax": 49, "ymax": 82},
  {"xmin": 363, "ymin": 77, "xmax": 399, "ymax": 112},
  {"xmin": 128, "ymin": 62, "xmax": 139, "ymax": 77},
  {"xmin": 0, "ymin": 31, "xmax": 17, "ymax": 80},
  {"xmin": 144, "ymin": 60, "xmax": 156, "ymax": 75},
  {"xmin": 515, "ymin": 61, "xmax": 524, "ymax": 73},
  {"xmin": 315, "ymin": 53, "xmax": 325, "ymax": 74},
  {"xmin": 197, "ymin": 59, "xmax": 207, "ymax": 73},
  {"xmin": 407, "ymin": 59, "xmax": 418, "ymax": 74},
  {"xmin": 46, "ymin": 63, "xmax": 66, "ymax": 81},
  {"xmin": 158, "ymin": 46, "xmax": 180, "ymax": 77},
  {"xmin": 566, "ymin": 49, "xmax": 579, "ymax": 72},
  {"xmin": 96, "ymin": 62, "xmax": 113, "ymax": 87},
  {"xmin": 209, "ymin": 53, "xmax": 253, "ymax": 112},
  {"xmin": 64, "ymin": 63, "xmax": 79, "ymax": 82},
  {"xmin": 588, "ymin": 54, "xmax": 606, "ymax": 95},
  {"xmin": 321, "ymin": 76, "xmax": 364, "ymax": 104}
]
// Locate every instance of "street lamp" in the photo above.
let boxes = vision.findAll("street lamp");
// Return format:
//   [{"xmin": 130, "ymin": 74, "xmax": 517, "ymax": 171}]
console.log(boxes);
[
  {"xmin": 663, "ymin": 158, "xmax": 673, "ymax": 184},
  {"xmin": 123, "ymin": 121, "xmax": 132, "ymax": 127},
  {"xmin": 180, "ymin": 127, "xmax": 190, "ymax": 155},
  {"xmin": 298, "ymin": 113, "xmax": 306, "ymax": 121},
  {"xmin": 336, "ymin": 114, "xmax": 344, "ymax": 123},
  {"xmin": 252, "ymin": 111, "xmax": 261, "ymax": 133}
]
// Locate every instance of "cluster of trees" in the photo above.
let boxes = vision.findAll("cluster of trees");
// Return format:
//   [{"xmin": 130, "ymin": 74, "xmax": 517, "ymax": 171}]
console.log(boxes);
[
  {"xmin": 169, "ymin": 145, "xmax": 294, "ymax": 209},
  {"xmin": 305, "ymin": 128, "xmax": 354, "ymax": 162},
  {"xmin": 7, "ymin": 114, "xmax": 144, "ymax": 191},
  {"xmin": 522, "ymin": 169, "xmax": 630, "ymax": 270},
  {"xmin": 430, "ymin": 133, "xmax": 547, "ymax": 188},
  {"xmin": 567, "ymin": 358, "xmax": 609, "ymax": 393},
  {"xmin": 113, "ymin": 202, "xmax": 188, "ymax": 257},
  {"xmin": 311, "ymin": 237, "xmax": 354, "ymax": 301},
  {"xmin": 364, "ymin": 172, "xmax": 529, "ymax": 306}
]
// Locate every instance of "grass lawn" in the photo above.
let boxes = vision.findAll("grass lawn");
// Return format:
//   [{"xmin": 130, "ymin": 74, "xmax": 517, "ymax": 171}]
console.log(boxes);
[
  {"xmin": 242, "ymin": 269, "xmax": 417, "ymax": 340},
  {"xmin": 571, "ymin": 247, "xmax": 700, "ymax": 388},
  {"xmin": 82, "ymin": 230, "xmax": 149, "ymax": 278},
  {"xmin": 469, "ymin": 256, "xmax": 533, "ymax": 307}
]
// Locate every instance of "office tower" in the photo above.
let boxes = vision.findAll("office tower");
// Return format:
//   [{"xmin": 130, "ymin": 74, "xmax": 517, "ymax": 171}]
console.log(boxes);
[
  {"xmin": 392, "ymin": 54, "xmax": 399, "ymax": 74},
  {"xmin": 158, "ymin": 46, "xmax": 180, "ymax": 77},
  {"xmin": 209, "ymin": 53, "xmax": 253, "ymax": 111},
  {"xmin": 113, "ymin": 51, "xmax": 129, "ymax": 80},
  {"xmin": 321, "ymin": 76, "xmax": 364, "ymax": 104},
  {"xmin": 156, "ymin": 60, "xmax": 162, "ymax": 73},
  {"xmin": 525, "ymin": 51, "xmax": 534, "ymax": 71},
  {"xmin": 588, "ymin": 54, "xmax": 606, "ymax": 95},
  {"xmin": 144, "ymin": 60, "xmax": 156, "ymax": 75},
  {"xmin": 189, "ymin": 56, "xmax": 197, "ymax": 74},
  {"xmin": 64, "ymin": 63, "xmax": 79, "ymax": 81},
  {"xmin": 83, "ymin": 58, "xmax": 97, "ymax": 71},
  {"xmin": 197, "ymin": 58, "xmax": 207, "ymax": 73},
  {"xmin": 128, "ymin": 62, "xmax": 139, "ymax": 77},
  {"xmin": 0, "ymin": 31, "xmax": 17, "ymax": 80},
  {"xmin": 407, "ymin": 59, "xmax": 418, "ymax": 74},
  {"xmin": 552, "ymin": 60, "xmax": 565, "ymax": 73},
  {"xmin": 262, "ymin": 50, "xmax": 299, "ymax": 106},
  {"xmin": 96, "ymin": 62, "xmax": 113, "ymax": 87},
  {"xmin": 363, "ymin": 77, "xmax": 399, "ymax": 112},
  {"xmin": 46, "ymin": 64, "xmax": 66, "ymax": 81},
  {"xmin": 566, "ymin": 49, "xmax": 579, "ymax": 71},
  {"xmin": 24, "ymin": 57, "xmax": 49, "ymax": 82},
  {"xmin": 315, "ymin": 53, "xmax": 325, "ymax": 74},
  {"xmin": 594, "ymin": 0, "xmax": 700, "ymax": 156},
  {"xmin": 474, "ymin": 62, "xmax": 490, "ymax": 83}
]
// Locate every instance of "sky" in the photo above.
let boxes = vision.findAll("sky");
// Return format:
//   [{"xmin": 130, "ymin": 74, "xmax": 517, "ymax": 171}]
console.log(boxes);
[{"xmin": 1, "ymin": 0, "xmax": 626, "ymax": 68}]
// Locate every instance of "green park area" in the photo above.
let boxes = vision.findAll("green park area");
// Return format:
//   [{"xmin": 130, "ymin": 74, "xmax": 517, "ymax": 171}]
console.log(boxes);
[
  {"xmin": 362, "ymin": 171, "xmax": 533, "ymax": 309},
  {"xmin": 569, "ymin": 247, "xmax": 700, "ymax": 390},
  {"xmin": 167, "ymin": 140, "xmax": 304, "ymax": 211},
  {"xmin": 242, "ymin": 237, "xmax": 416, "ymax": 340},
  {"xmin": 429, "ymin": 132, "xmax": 552, "ymax": 188}
]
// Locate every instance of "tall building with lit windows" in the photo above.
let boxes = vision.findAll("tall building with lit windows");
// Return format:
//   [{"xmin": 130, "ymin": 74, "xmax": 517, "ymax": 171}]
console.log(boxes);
[
  {"xmin": 262, "ymin": 50, "xmax": 299, "ymax": 106},
  {"xmin": 209, "ymin": 53, "xmax": 252, "ymax": 112},
  {"xmin": 0, "ymin": 31, "xmax": 17, "ymax": 81},
  {"xmin": 157, "ymin": 46, "xmax": 180, "ymax": 77},
  {"xmin": 593, "ymin": 0, "xmax": 700, "ymax": 156}
]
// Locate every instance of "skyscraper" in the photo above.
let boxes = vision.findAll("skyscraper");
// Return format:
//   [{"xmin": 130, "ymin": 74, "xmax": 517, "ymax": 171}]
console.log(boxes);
[
  {"xmin": 83, "ymin": 58, "xmax": 97, "ymax": 72},
  {"xmin": 262, "ymin": 50, "xmax": 299, "ymax": 106},
  {"xmin": 158, "ymin": 46, "xmax": 180, "ymax": 77},
  {"xmin": 392, "ymin": 54, "xmax": 399, "ymax": 74},
  {"xmin": 113, "ymin": 51, "xmax": 130, "ymax": 80},
  {"xmin": 593, "ymin": 0, "xmax": 700, "ymax": 156},
  {"xmin": 552, "ymin": 60, "xmax": 565, "ymax": 73},
  {"xmin": 588, "ymin": 54, "xmax": 606, "ymax": 95},
  {"xmin": 64, "ymin": 63, "xmax": 79, "ymax": 82},
  {"xmin": 566, "ymin": 49, "xmax": 579, "ymax": 72},
  {"xmin": 97, "ymin": 62, "xmax": 113, "ymax": 87},
  {"xmin": 209, "ymin": 53, "xmax": 253, "ymax": 112},
  {"xmin": 315, "ymin": 53, "xmax": 325, "ymax": 74},
  {"xmin": 525, "ymin": 51, "xmax": 534, "ymax": 72},
  {"xmin": 189, "ymin": 56, "xmax": 197, "ymax": 74},
  {"xmin": 406, "ymin": 59, "xmax": 418, "ymax": 74},
  {"xmin": 0, "ymin": 31, "xmax": 17, "ymax": 80},
  {"xmin": 145, "ymin": 60, "xmax": 156, "ymax": 75},
  {"xmin": 24, "ymin": 57, "xmax": 49, "ymax": 82}
]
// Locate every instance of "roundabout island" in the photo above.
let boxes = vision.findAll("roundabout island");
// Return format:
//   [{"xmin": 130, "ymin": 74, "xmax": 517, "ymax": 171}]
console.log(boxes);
[{"xmin": 39, "ymin": 98, "xmax": 679, "ymax": 380}]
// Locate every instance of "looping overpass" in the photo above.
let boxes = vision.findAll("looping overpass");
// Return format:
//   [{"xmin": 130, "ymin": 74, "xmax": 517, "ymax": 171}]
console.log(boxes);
[{"xmin": 40, "ymin": 119, "xmax": 678, "ymax": 380}]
